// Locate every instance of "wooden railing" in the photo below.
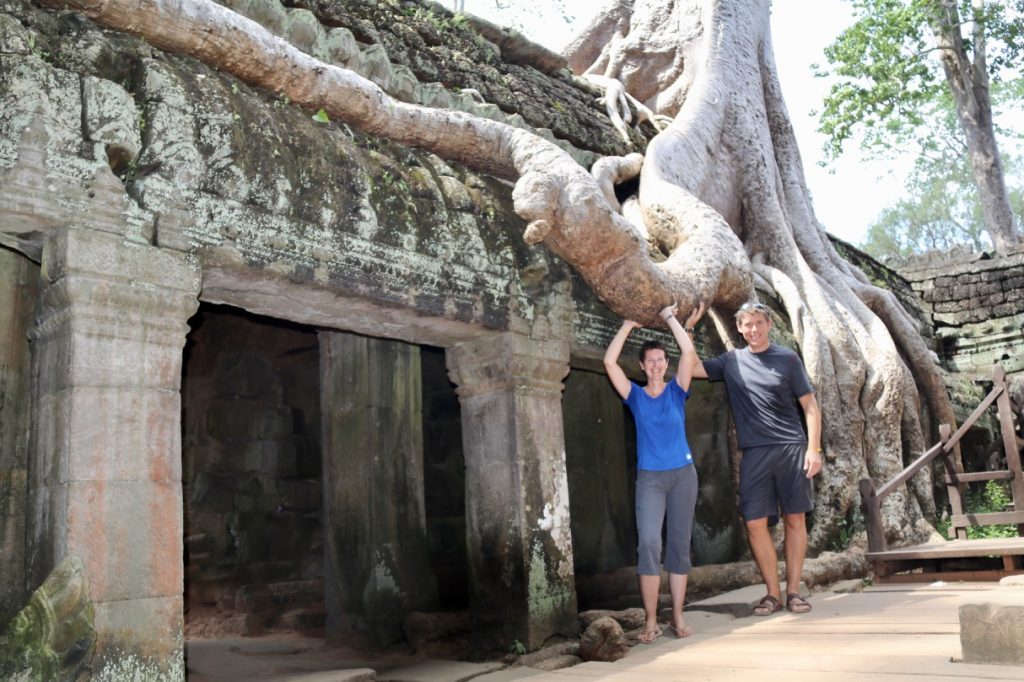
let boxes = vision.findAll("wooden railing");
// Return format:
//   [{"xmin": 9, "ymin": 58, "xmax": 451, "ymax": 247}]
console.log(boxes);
[{"xmin": 860, "ymin": 365, "xmax": 1024, "ymax": 553}]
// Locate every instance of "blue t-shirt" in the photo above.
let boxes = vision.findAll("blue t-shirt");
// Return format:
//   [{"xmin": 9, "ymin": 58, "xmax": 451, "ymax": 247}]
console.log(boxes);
[
  {"xmin": 624, "ymin": 380, "xmax": 693, "ymax": 471},
  {"xmin": 702, "ymin": 344, "xmax": 814, "ymax": 449}
]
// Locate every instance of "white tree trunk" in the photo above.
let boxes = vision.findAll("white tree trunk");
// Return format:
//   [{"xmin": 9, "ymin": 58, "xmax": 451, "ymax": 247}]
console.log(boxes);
[
  {"xmin": 37, "ymin": 0, "xmax": 956, "ymax": 549},
  {"xmin": 932, "ymin": 0, "xmax": 1021, "ymax": 254},
  {"xmin": 568, "ymin": 0, "xmax": 954, "ymax": 547}
]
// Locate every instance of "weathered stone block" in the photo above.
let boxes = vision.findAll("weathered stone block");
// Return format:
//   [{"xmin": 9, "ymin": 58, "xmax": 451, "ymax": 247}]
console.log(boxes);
[
  {"xmin": 982, "ymin": 281, "xmax": 1002, "ymax": 296},
  {"xmin": 82, "ymin": 76, "xmax": 141, "ymax": 170},
  {"xmin": 211, "ymin": 350, "xmax": 277, "ymax": 400},
  {"xmin": 41, "ymin": 228, "xmax": 199, "ymax": 298},
  {"xmin": 275, "ymin": 478, "xmax": 321, "ymax": 509},
  {"xmin": 578, "ymin": 616, "xmax": 628, "ymax": 662},
  {"xmin": 243, "ymin": 440, "xmax": 298, "ymax": 475},
  {"xmin": 960, "ymin": 589, "xmax": 1024, "ymax": 664},
  {"xmin": 235, "ymin": 584, "xmax": 275, "ymax": 614},
  {"xmin": 91, "ymin": 594, "xmax": 184, "ymax": 679},
  {"xmin": 59, "ymin": 480, "xmax": 183, "ymax": 603},
  {"xmin": 994, "ymin": 303, "xmax": 1017, "ymax": 317},
  {"xmin": 225, "ymin": 612, "xmax": 267, "ymax": 636},
  {"xmin": 982, "ymin": 269, "xmax": 1005, "ymax": 282},
  {"xmin": 58, "ymin": 388, "xmax": 182, "ymax": 483}
]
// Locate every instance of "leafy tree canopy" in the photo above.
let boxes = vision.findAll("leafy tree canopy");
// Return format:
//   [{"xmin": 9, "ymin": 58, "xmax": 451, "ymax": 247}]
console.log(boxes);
[
  {"xmin": 860, "ymin": 86, "xmax": 1024, "ymax": 259},
  {"xmin": 817, "ymin": 0, "xmax": 1024, "ymax": 161},
  {"xmin": 818, "ymin": 0, "xmax": 1024, "ymax": 257}
]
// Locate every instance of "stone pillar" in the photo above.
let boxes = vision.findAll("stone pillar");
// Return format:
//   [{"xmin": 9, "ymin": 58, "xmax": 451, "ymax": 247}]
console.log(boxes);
[
  {"xmin": 26, "ymin": 229, "xmax": 200, "ymax": 678},
  {"xmin": 0, "ymin": 248, "xmax": 39, "ymax": 625},
  {"xmin": 446, "ymin": 333, "xmax": 578, "ymax": 652},
  {"xmin": 319, "ymin": 332, "xmax": 437, "ymax": 646}
]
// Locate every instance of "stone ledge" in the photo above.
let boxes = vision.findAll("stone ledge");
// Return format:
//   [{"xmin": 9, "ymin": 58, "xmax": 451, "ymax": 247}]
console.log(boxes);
[{"xmin": 959, "ymin": 587, "xmax": 1024, "ymax": 665}]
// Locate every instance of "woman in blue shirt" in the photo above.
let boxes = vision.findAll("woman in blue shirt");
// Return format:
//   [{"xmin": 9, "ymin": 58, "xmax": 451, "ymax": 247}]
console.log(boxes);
[{"xmin": 603, "ymin": 303, "xmax": 704, "ymax": 643}]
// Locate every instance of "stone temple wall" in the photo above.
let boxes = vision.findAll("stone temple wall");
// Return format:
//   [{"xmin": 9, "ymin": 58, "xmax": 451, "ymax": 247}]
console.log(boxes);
[
  {"xmin": 898, "ymin": 248, "xmax": 1024, "ymax": 378},
  {"xmin": 833, "ymin": 240, "xmax": 1022, "ymax": 463},
  {"xmin": 0, "ymin": 0, "xmax": 737, "ymax": 675}
]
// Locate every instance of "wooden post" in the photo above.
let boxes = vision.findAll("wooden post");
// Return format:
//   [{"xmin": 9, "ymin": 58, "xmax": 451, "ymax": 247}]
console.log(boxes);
[
  {"xmin": 993, "ymin": 365, "xmax": 1024, "ymax": 537},
  {"xmin": 860, "ymin": 478, "xmax": 884, "ymax": 553},
  {"xmin": 939, "ymin": 424, "xmax": 968, "ymax": 540}
]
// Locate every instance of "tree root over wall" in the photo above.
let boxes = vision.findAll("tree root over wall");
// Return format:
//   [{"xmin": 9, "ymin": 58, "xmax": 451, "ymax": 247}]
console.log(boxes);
[{"xmin": 38, "ymin": 0, "xmax": 956, "ymax": 551}]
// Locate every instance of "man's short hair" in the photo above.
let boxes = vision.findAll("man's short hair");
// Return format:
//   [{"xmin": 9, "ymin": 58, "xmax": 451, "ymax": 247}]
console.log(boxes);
[
  {"xmin": 735, "ymin": 301, "xmax": 771, "ymax": 322},
  {"xmin": 638, "ymin": 339, "xmax": 666, "ymax": 363}
]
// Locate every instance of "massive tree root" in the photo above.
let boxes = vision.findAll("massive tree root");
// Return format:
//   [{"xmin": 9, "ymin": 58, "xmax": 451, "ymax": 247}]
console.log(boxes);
[
  {"xmin": 567, "ymin": 0, "xmax": 954, "ymax": 547},
  {"xmin": 38, "ymin": 0, "xmax": 956, "ymax": 549}
]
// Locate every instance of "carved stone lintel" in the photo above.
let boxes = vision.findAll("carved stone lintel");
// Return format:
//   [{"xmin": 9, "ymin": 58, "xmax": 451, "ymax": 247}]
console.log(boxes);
[{"xmin": 446, "ymin": 333, "xmax": 569, "ymax": 400}]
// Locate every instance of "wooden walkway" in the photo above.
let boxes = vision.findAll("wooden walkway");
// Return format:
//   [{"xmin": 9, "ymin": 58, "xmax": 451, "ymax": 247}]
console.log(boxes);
[
  {"xmin": 859, "ymin": 364, "xmax": 1024, "ymax": 580},
  {"xmin": 480, "ymin": 582, "xmax": 1024, "ymax": 681},
  {"xmin": 867, "ymin": 537, "xmax": 1024, "ymax": 581}
]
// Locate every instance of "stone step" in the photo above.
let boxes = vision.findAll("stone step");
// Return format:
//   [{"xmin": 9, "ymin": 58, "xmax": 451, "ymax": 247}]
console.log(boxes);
[
  {"xmin": 959, "ymin": 577, "xmax": 1024, "ymax": 664},
  {"xmin": 278, "ymin": 606, "xmax": 327, "ymax": 633},
  {"xmin": 269, "ymin": 578, "xmax": 325, "ymax": 608}
]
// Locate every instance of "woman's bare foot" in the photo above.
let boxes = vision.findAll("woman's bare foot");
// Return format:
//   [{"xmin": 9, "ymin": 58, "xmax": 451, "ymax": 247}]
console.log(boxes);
[
  {"xmin": 669, "ymin": 621, "xmax": 693, "ymax": 638},
  {"xmin": 637, "ymin": 621, "xmax": 662, "ymax": 644}
]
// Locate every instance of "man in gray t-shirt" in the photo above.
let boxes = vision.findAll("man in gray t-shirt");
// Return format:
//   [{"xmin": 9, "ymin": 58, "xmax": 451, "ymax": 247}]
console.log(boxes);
[{"xmin": 691, "ymin": 301, "xmax": 822, "ymax": 616}]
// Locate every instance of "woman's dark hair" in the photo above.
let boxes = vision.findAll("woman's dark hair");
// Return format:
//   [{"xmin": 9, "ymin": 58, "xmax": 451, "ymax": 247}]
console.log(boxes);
[{"xmin": 638, "ymin": 339, "xmax": 666, "ymax": 363}]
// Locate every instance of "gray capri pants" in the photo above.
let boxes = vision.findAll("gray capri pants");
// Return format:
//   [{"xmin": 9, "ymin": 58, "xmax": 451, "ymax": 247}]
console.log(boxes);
[{"xmin": 635, "ymin": 464, "xmax": 699, "ymax": 576}]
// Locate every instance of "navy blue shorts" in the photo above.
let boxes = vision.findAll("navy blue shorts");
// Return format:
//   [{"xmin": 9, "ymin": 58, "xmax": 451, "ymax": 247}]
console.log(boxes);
[{"xmin": 738, "ymin": 443, "xmax": 813, "ymax": 523}]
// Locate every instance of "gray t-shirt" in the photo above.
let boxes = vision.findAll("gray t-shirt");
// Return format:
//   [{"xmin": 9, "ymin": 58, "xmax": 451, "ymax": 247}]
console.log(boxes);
[{"xmin": 703, "ymin": 344, "xmax": 814, "ymax": 448}]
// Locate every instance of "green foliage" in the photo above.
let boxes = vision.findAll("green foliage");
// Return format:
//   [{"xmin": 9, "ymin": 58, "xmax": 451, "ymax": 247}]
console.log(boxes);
[
  {"xmin": 817, "ymin": 0, "xmax": 938, "ymax": 160},
  {"xmin": 820, "ymin": 1, "xmax": 1024, "ymax": 258},
  {"xmin": 509, "ymin": 639, "xmax": 526, "ymax": 655},
  {"xmin": 936, "ymin": 480, "xmax": 1018, "ymax": 539},
  {"xmin": 818, "ymin": 0, "xmax": 1024, "ymax": 161},
  {"xmin": 312, "ymin": 107, "xmax": 330, "ymax": 123},
  {"xmin": 828, "ymin": 506, "xmax": 866, "ymax": 552},
  {"xmin": 859, "ymin": 102, "xmax": 1024, "ymax": 259}
]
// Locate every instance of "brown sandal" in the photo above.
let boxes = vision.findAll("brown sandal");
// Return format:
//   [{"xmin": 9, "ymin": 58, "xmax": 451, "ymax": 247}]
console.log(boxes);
[
  {"xmin": 786, "ymin": 594, "xmax": 812, "ymax": 614},
  {"xmin": 752, "ymin": 594, "xmax": 783, "ymax": 616}
]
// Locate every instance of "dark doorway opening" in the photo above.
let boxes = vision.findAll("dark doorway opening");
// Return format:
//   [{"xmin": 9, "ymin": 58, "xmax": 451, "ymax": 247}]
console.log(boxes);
[
  {"xmin": 421, "ymin": 346, "xmax": 468, "ymax": 611},
  {"xmin": 181, "ymin": 303, "xmax": 323, "ymax": 638}
]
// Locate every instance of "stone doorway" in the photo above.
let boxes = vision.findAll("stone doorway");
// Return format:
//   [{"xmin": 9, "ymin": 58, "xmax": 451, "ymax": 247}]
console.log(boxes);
[
  {"xmin": 181, "ymin": 304, "xmax": 324, "ymax": 637},
  {"xmin": 180, "ymin": 305, "xmax": 469, "ymax": 642}
]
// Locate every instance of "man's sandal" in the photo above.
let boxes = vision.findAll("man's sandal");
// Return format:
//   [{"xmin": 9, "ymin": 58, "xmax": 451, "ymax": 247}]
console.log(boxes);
[
  {"xmin": 752, "ymin": 594, "xmax": 783, "ymax": 616},
  {"xmin": 786, "ymin": 594, "xmax": 812, "ymax": 613}
]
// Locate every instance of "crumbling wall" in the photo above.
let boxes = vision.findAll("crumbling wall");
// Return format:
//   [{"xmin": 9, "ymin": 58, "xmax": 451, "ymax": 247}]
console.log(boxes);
[
  {"xmin": 899, "ymin": 248, "xmax": 1024, "ymax": 378},
  {"xmin": 0, "ymin": 0, "xmax": 736, "ymax": 665}
]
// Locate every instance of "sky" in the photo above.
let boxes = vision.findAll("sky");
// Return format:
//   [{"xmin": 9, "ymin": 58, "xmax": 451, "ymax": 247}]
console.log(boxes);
[{"xmin": 456, "ymin": 0, "xmax": 898, "ymax": 246}]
